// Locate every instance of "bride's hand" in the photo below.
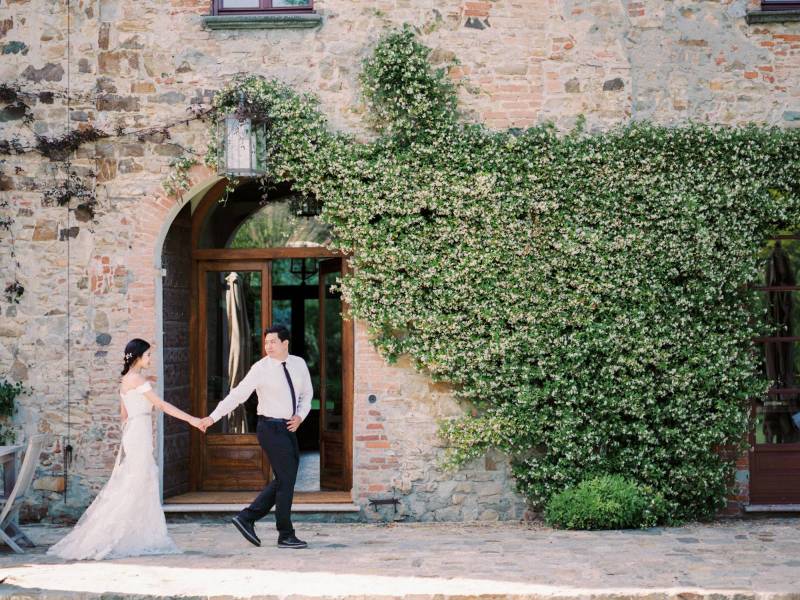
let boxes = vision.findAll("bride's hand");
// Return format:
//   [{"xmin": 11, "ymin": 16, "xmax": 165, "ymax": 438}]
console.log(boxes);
[{"xmin": 190, "ymin": 416, "xmax": 212, "ymax": 432}]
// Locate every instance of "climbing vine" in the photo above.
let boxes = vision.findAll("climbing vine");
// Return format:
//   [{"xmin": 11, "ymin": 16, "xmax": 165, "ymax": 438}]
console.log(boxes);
[
  {"xmin": 161, "ymin": 154, "xmax": 199, "ymax": 197},
  {"xmin": 207, "ymin": 27, "xmax": 800, "ymax": 523},
  {"xmin": 0, "ymin": 193, "xmax": 23, "ymax": 305}
]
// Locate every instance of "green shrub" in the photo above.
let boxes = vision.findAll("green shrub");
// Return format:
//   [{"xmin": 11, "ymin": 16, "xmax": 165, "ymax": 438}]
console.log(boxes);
[{"xmin": 545, "ymin": 475, "xmax": 668, "ymax": 530}]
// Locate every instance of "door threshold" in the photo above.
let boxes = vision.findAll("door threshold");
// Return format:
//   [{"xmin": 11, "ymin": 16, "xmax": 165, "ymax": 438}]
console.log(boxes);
[
  {"xmin": 163, "ymin": 502, "xmax": 360, "ymax": 513},
  {"xmin": 164, "ymin": 490, "xmax": 354, "ymax": 506},
  {"xmin": 744, "ymin": 504, "xmax": 800, "ymax": 512}
]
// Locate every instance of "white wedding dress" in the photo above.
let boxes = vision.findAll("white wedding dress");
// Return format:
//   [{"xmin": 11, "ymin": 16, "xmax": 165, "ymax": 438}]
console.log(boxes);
[{"xmin": 47, "ymin": 382, "xmax": 181, "ymax": 560}]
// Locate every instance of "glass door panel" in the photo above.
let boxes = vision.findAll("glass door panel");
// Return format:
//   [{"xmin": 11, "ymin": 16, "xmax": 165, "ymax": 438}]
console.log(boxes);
[
  {"xmin": 755, "ymin": 392, "xmax": 800, "ymax": 445},
  {"xmin": 205, "ymin": 269, "xmax": 263, "ymax": 434},
  {"xmin": 199, "ymin": 261, "xmax": 270, "ymax": 491}
]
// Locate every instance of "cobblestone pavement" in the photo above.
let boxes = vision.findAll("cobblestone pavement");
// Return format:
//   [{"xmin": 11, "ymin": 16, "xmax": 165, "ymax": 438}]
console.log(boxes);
[{"xmin": 1, "ymin": 518, "xmax": 799, "ymax": 599}]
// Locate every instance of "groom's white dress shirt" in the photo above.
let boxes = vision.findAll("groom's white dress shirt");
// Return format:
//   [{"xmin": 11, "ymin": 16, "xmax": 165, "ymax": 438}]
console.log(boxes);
[{"xmin": 208, "ymin": 355, "xmax": 313, "ymax": 424}]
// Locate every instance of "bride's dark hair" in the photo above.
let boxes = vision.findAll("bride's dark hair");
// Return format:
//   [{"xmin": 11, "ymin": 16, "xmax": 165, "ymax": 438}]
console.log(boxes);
[{"xmin": 121, "ymin": 338, "xmax": 151, "ymax": 376}]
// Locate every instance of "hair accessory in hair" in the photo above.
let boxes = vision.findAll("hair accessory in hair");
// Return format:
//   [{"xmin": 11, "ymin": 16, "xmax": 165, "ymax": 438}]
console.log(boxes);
[{"xmin": 124, "ymin": 352, "xmax": 133, "ymax": 361}]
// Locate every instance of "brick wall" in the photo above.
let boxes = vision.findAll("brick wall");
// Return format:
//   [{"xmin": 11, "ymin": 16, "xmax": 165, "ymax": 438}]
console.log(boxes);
[{"xmin": 353, "ymin": 322, "xmax": 526, "ymax": 520}]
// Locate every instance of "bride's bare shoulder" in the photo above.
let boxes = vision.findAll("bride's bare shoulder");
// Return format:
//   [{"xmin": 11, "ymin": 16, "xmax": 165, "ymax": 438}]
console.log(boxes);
[{"xmin": 120, "ymin": 373, "xmax": 147, "ymax": 393}]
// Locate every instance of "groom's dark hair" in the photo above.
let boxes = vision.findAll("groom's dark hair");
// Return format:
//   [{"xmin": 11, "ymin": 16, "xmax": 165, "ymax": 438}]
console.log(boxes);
[{"xmin": 266, "ymin": 324, "xmax": 290, "ymax": 343}]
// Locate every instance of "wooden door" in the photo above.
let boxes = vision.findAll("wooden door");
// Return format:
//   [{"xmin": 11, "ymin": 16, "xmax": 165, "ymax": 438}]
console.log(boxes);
[
  {"xmin": 750, "ymin": 235, "xmax": 800, "ymax": 505},
  {"xmin": 319, "ymin": 258, "xmax": 346, "ymax": 490},
  {"xmin": 198, "ymin": 260, "xmax": 270, "ymax": 490}
]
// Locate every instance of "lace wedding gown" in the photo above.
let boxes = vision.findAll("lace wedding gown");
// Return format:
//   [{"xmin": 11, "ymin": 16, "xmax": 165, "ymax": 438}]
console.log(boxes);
[{"xmin": 47, "ymin": 382, "xmax": 181, "ymax": 560}]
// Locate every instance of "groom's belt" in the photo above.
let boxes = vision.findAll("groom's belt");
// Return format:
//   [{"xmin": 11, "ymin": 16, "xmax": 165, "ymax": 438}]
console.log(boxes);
[{"xmin": 259, "ymin": 415, "xmax": 289, "ymax": 423}]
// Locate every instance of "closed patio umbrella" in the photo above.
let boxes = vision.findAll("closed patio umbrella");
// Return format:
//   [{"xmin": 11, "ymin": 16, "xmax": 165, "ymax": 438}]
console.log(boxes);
[{"xmin": 225, "ymin": 272, "xmax": 252, "ymax": 433}]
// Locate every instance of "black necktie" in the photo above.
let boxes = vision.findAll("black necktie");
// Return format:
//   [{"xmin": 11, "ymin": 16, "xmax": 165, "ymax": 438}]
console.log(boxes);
[{"xmin": 282, "ymin": 361, "xmax": 297, "ymax": 416}]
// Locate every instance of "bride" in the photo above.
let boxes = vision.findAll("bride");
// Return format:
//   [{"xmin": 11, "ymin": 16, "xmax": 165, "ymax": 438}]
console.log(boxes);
[{"xmin": 48, "ymin": 338, "xmax": 203, "ymax": 560}]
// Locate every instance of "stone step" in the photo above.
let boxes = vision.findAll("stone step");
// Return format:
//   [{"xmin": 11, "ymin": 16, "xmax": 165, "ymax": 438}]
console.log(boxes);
[{"xmin": 162, "ymin": 501, "xmax": 361, "ymax": 513}]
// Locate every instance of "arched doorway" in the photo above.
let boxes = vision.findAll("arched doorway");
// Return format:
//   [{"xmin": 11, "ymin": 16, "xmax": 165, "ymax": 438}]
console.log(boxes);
[{"xmin": 164, "ymin": 179, "xmax": 353, "ymax": 504}]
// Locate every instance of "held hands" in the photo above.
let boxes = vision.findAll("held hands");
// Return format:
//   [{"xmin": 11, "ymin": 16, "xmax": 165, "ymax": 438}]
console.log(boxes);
[
  {"xmin": 190, "ymin": 415, "xmax": 296, "ymax": 432},
  {"xmin": 188, "ymin": 416, "xmax": 213, "ymax": 433}
]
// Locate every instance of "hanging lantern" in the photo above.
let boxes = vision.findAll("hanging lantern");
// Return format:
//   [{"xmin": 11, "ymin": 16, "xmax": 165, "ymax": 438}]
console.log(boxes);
[{"xmin": 217, "ymin": 93, "xmax": 267, "ymax": 177}]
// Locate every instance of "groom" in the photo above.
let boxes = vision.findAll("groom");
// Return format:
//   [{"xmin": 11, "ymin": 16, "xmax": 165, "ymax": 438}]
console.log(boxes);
[{"xmin": 199, "ymin": 324, "xmax": 312, "ymax": 549}]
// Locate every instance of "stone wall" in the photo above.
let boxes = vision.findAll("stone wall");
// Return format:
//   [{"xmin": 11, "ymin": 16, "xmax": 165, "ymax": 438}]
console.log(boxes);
[
  {"xmin": 1, "ymin": 0, "xmax": 799, "ymax": 521},
  {"xmin": 352, "ymin": 322, "xmax": 526, "ymax": 521}
]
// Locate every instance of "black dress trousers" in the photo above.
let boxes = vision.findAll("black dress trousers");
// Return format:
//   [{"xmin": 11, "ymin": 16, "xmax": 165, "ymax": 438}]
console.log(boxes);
[{"xmin": 239, "ymin": 418, "xmax": 300, "ymax": 537}]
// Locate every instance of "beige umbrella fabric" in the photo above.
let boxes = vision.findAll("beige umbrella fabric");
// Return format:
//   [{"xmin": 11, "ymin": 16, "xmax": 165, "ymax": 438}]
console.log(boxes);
[{"xmin": 225, "ymin": 272, "xmax": 252, "ymax": 434}]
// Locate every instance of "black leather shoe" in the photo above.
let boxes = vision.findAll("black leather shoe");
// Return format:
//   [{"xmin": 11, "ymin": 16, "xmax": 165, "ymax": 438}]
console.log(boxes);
[
  {"xmin": 277, "ymin": 534, "xmax": 307, "ymax": 549},
  {"xmin": 232, "ymin": 516, "xmax": 261, "ymax": 547}
]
